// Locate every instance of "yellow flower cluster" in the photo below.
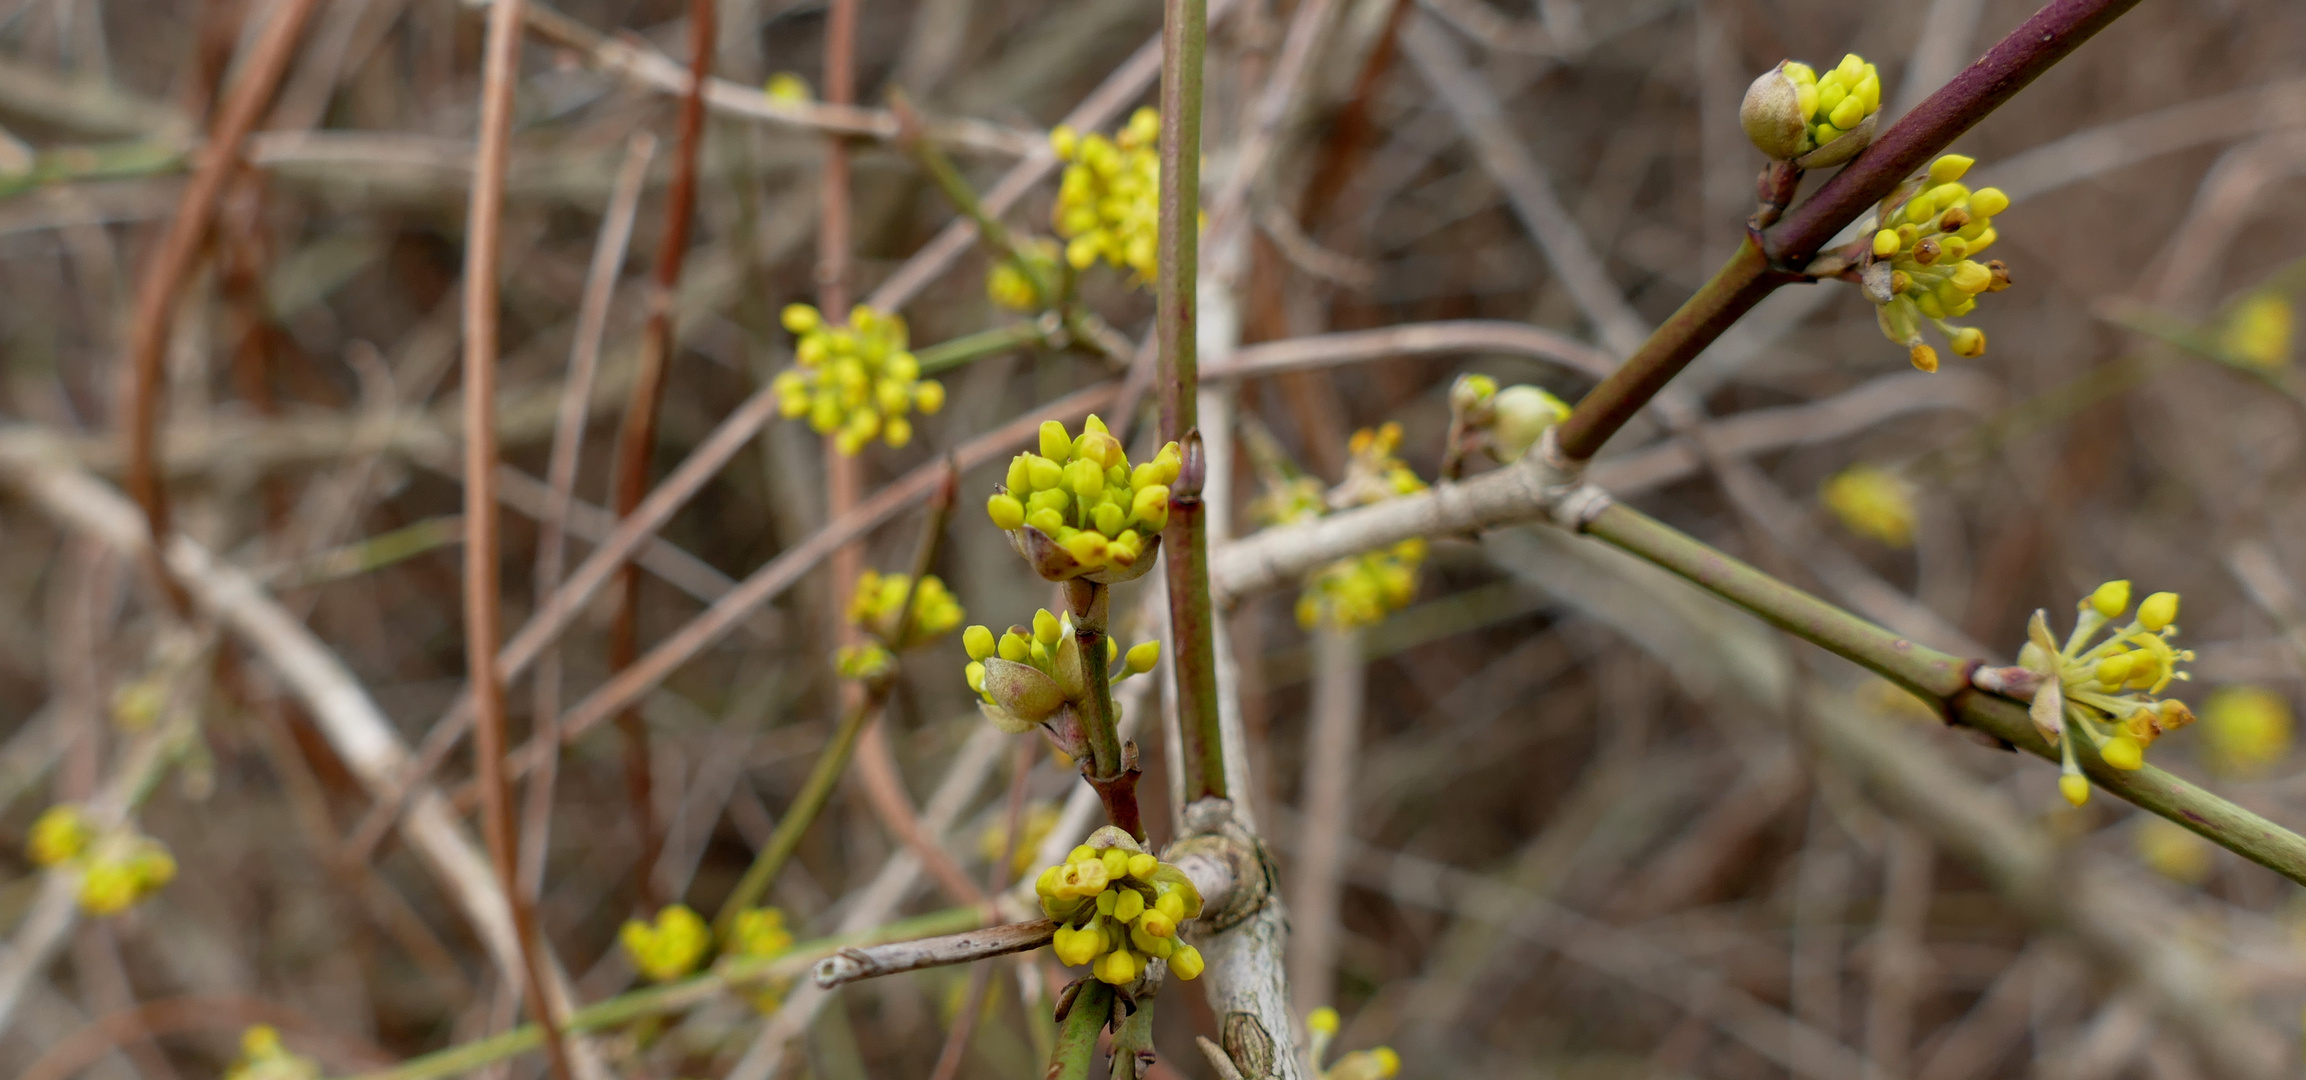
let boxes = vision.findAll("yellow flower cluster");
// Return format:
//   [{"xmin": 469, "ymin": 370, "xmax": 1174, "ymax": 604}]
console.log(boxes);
[
  {"xmin": 773, "ymin": 303, "xmax": 946, "ymax": 455},
  {"xmin": 29, "ymin": 805, "xmax": 176, "ymax": 916},
  {"xmin": 988, "ymin": 237, "xmax": 1060, "ymax": 312},
  {"xmin": 1256, "ymin": 425, "xmax": 1429, "ymax": 630},
  {"xmin": 2134, "ymin": 817, "xmax": 2215, "ymax": 885},
  {"xmin": 2018, "ymin": 581, "xmax": 2197, "ymax": 806},
  {"xmin": 1307, "ymin": 1007, "xmax": 1402, "ymax": 1080},
  {"xmin": 1741, "ymin": 54, "xmax": 1880, "ymax": 166},
  {"xmin": 620, "ymin": 903, "xmax": 711, "ymax": 982},
  {"xmin": 2201, "ymin": 685, "xmax": 2292, "ymax": 777},
  {"xmin": 987, "ymin": 416, "xmax": 1179, "ymax": 582},
  {"xmin": 1820, "ymin": 464, "xmax": 1918, "ymax": 548},
  {"xmin": 963, "ymin": 609, "xmax": 1158, "ymax": 734},
  {"xmin": 836, "ymin": 570, "xmax": 964, "ymax": 679},
  {"xmin": 1051, "ymin": 108, "xmax": 1161, "ymax": 281},
  {"xmin": 1868, "ymin": 155, "xmax": 2012, "ymax": 371},
  {"xmin": 1037, "ymin": 831, "xmax": 1204, "ymax": 985},
  {"xmin": 728, "ymin": 907, "xmax": 797, "ymax": 1012},
  {"xmin": 225, "ymin": 1025, "xmax": 320, "ymax": 1080}
]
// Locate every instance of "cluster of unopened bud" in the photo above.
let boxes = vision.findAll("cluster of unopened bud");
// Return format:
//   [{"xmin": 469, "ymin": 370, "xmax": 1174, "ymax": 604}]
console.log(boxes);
[
  {"xmin": 1741, "ymin": 54, "xmax": 1881, "ymax": 167},
  {"xmin": 987, "ymin": 416, "xmax": 1178, "ymax": 582},
  {"xmin": 979, "ymin": 802, "xmax": 1061, "ymax": 877},
  {"xmin": 1051, "ymin": 108, "xmax": 1162, "ymax": 281},
  {"xmin": 28, "ymin": 804, "xmax": 176, "ymax": 916},
  {"xmin": 1449, "ymin": 374, "xmax": 1572, "ymax": 464},
  {"xmin": 728, "ymin": 906, "xmax": 797, "ymax": 1012},
  {"xmin": 1037, "ymin": 829, "xmax": 1204, "ymax": 985},
  {"xmin": 1865, "ymin": 155, "xmax": 2012, "ymax": 372},
  {"xmin": 1820, "ymin": 464, "xmax": 1918, "ymax": 548},
  {"xmin": 2201, "ymin": 685, "xmax": 2292, "ymax": 778},
  {"xmin": 2017, "ymin": 580, "xmax": 2197, "ymax": 806},
  {"xmin": 1307, "ymin": 1007, "xmax": 1402, "ymax": 1080},
  {"xmin": 773, "ymin": 303, "xmax": 946, "ymax": 455},
  {"xmin": 835, "ymin": 570, "xmax": 964, "ymax": 680},
  {"xmin": 1254, "ymin": 425, "xmax": 1429, "ymax": 630},
  {"xmin": 224, "ymin": 1025, "xmax": 320, "ymax": 1080},
  {"xmin": 988, "ymin": 237, "xmax": 1060, "ymax": 312},
  {"xmin": 963, "ymin": 610, "xmax": 1158, "ymax": 735}
]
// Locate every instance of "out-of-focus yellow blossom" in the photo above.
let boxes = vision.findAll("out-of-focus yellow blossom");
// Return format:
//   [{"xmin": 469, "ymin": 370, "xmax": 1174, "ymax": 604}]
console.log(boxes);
[
  {"xmin": 988, "ymin": 237, "xmax": 1060, "ymax": 312},
  {"xmin": 76, "ymin": 834, "xmax": 175, "ymax": 916},
  {"xmin": 847, "ymin": 571, "xmax": 964, "ymax": 649},
  {"xmin": 225, "ymin": 1025, "xmax": 320, "ymax": 1080},
  {"xmin": 620, "ymin": 903, "xmax": 711, "ymax": 982},
  {"xmin": 1306, "ymin": 1005, "xmax": 1402, "ymax": 1080},
  {"xmin": 2219, "ymin": 292, "xmax": 2293, "ymax": 371},
  {"xmin": 28, "ymin": 804, "xmax": 90, "ymax": 866},
  {"xmin": 772, "ymin": 303, "xmax": 945, "ymax": 455},
  {"xmin": 2014, "ymin": 581, "xmax": 2197, "ymax": 806},
  {"xmin": 2201, "ymin": 685, "xmax": 2291, "ymax": 777},
  {"xmin": 1255, "ymin": 425, "xmax": 1428, "ymax": 630},
  {"xmin": 1820, "ymin": 465, "xmax": 1918, "ymax": 547},
  {"xmin": 1035, "ymin": 828, "xmax": 1203, "ymax": 985},
  {"xmin": 985, "ymin": 415, "xmax": 1178, "ymax": 582},
  {"xmin": 727, "ymin": 907, "xmax": 797, "ymax": 1012},
  {"xmin": 1865, "ymin": 154, "xmax": 2012, "ymax": 371},
  {"xmin": 2135, "ymin": 817, "xmax": 2215, "ymax": 886},
  {"xmin": 764, "ymin": 73, "xmax": 812, "ymax": 104},
  {"xmin": 1741, "ymin": 54, "xmax": 1881, "ymax": 166},
  {"xmin": 1050, "ymin": 108, "xmax": 1163, "ymax": 281},
  {"xmin": 979, "ymin": 802, "xmax": 1061, "ymax": 877}
]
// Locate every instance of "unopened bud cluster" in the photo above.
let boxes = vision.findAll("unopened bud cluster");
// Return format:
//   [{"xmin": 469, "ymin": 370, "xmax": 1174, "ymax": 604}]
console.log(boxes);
[
  {"xmin": 963, "ymin": 609, "xmax": 1158, "ymax": 736},
  {"xmin": 988, "ymin": 237, "xmax": 1060, "ymax": 312},
  {"xmin": 1450, "ymin": 374, "xmax": 1571, "ymax": 464},
  {"xmin": 28, "ymin": 804, "xmax": 176, "ymax": 916},
  {"xmin": 2015, "ymin": 580, "xmax": 2197, "ymax": 806},
  {"xmin": 1036, "ymin": 829, "xmax": 1204, "ymax": 985},
  {"xmin": 1307, "ymin": 1007, "xmax": 1402, "ymax": 1080},
  {"xmin": 1820, "ymin": 464, "xmax": 1918, "ymax": 548},
  {"xmin": 1256, "ymin": 425, "xmax": 1429, "ymax": 630},
  {"xmin": 1865, "ymin": 155, "xmax": 2012, "ymax": 372},
  {"xmin": 987, "ymin": 416, "xmax": 1178, "ymax": 583},
  {"xmin": 1051, "ymin": 108, "xmax": 1162, "ymax": 281},
  {"xmin": 1742, "ymin": 54, "xmax": 1881, "ymax": 167},
  {"xmin": 225, "ymin": 1025, "xmax": 320, "ymax": 1080},
  {"xmin": 835, "ymin": 571, "xmax": 964, "ymax": 680},
  {"xmin": 773, "ymin": 303, "xmax": 946, "ymax": 455}
]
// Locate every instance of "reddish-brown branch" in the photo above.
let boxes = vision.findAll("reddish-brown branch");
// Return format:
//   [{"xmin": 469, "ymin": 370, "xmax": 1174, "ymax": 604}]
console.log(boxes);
[
  {"xmin": 118, "ymin": 0, "xmax": 327, "ymax": 612},
  {"xmin": 606, "ymin": 0, "xmax": 716, "ymax": 916},
  {"xmin": 1550, "ymin": 0, "xmax": 2148, "ymax": 461},
  {"xmin": 462, "ymin": 0, "xmax": 573, "ymax": 1075}
]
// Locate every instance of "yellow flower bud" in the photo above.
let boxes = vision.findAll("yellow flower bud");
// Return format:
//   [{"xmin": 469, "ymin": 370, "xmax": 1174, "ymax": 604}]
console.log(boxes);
[
  {"xmin": 28, "ymin": 805, "xmax": 89, "ymax": 866},
  {"xmin": 1949, "ymin": 260, "xmax": 1993, "ymax": 295},
  {"xmin": 1872, "ymin": 229, "xmax": 1901, "ymax": 258},
  {"xmin": 781, "ymin": 303, "xmax": 821, "ymax": 334},
  {"xmin": 2059, "ymin": 773, "xmax": 2090, "ymax": 807},
  {"xmin": 1095, "ymin": 948, "xmax": 1141, "ymax": 984},
  {"xmin": 1125, "ymin": 641, "xmax": 1160, "ymax": 674},
  {"xmin": 1928, "ymin": 154, "xmax": 1974, "ymax": 184},
  {"xmin": 1909, "ymin": 343, "xmax": 1939, "ymax": 373},
  {"xmin": 1969, "ymin": 186, "xmax": 2009, "ymax": 217},
  {"xmin": 1168, "ymin": 943, "xmax": 1205, "ymax": 980},
  {"xmin": 1113, "ymin": 888, "xmax": 1145, "ymax": 922},
  {"xmin": 2088, "ymin": 580, "xmax": 2131, "ymax": 618},
  {"xmin": 1309, "ymin": 1006, "xmax": 1341, "ymax": 1036},
  {"xmin": 987, "ymin": 493, "xmax": 1026, "ymax": 532},
  {"xmin": 1100, "ymin": 847, "xmax": 1132, "ymax": 881},
  {"xmin": 2138, "ymin": 591, "xmax": 2179, "ymax": 631},
  {"xmin": 2101, "ymin": 734, "xmax": 2144, "ymax": 771}
]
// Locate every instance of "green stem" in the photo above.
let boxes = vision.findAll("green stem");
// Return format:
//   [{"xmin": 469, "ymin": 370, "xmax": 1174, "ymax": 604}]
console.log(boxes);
[
  {"xmin": 897, "ymin": 102, "xmax": 1062, "ymax": 308},
  {"xmin": 1108, "ymin": 992, "xmax": 1156, "ymax": 1080},
  {"xmin": 1049, "ymin": 982, "xmax": 1113, "ymax": 1080},
  {"xmin": 916, "ymin": 322, "xmax": 1051, "ymax": 375},
  {"xmin": 1064, "ymin": 578, "xmax": 1142, "ymax": 839},
  {"xmin": 337, "ymin": 906, "xmax": 985, "ymax": 1080},
  {"xmin": 1156, "ymin": 0, "xmax": 1225, "ymax": 806},
  {"xmin": 713, "ymin": 694, "xmax": 879, "ymax": 938},
  {"xmin": 1582, "ymin": 501, "xmax": 2306, "ymax": 885}
]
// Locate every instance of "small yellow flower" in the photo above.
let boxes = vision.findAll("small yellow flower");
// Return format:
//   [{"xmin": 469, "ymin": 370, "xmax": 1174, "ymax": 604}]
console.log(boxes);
[
  {"xmin": 1257, "ymin": 426, "xmax": 1429, "ymax": 630},
  {"xmin": 1865, "ymin": 154, "xmax": 2012, "ymax": 370},
  {"xmin": 727, "ymin": 907, "xmax": 798, "ymax": 1012},
  {"xmin": 76, "ymin": 835, "xmax": 175, "ymax": 917},
  {"xmin": 620, "ymin": 903, "xmax": 711, "ymax": 982},
  {"xmin": 845, "ymin": 571, "xmax": 963, "ymax": 651},
  {"xmin": 1052, "ymin": 108, "xmax": 1164, "ymax": 283},
  {"xmin": 2013, "ymin": 582, "xmax": 2198, "ymax": 806},
  {"xmin": 224, "ymin": 1024, "xmax": 320, "ymax": 1080},
  {"xmin": 28, "ymin": 804, "xmax": 90, "ymax": 867},
  {"xmin": 1306, "ymin": 1004, "xmax": 1400, "ymax": 1080},
  {"xmin": 1820, "ymin": 465, "xmax": 1918, "ymax": 547},
  {"xmin": 764, "ymin": 73, "xmax": 812, "ymax": 104}
]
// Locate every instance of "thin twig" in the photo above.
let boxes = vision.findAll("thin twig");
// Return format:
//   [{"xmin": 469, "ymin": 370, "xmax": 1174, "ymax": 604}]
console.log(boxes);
[
  {"xmin": 118, "ymin": 0, "xmax": 327, "ymax": 611},
  {"xmin": 813, "ymin": 920, "xmax": 1057, "ymax": 987},
  {"xmin": 1286, "ymin": 627, "xmax": 1361, "ymax": 1015},
  {"xmin": 524, "ymin": 131, "xmax": 657, "ymax": 898},
  {"xmin": 460, "ymin": 0, "xmax": 572, "ymax": 1071},
  {"xmin": 605, "ymin": 0, "xmax": 714, "ymax": 916}
]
